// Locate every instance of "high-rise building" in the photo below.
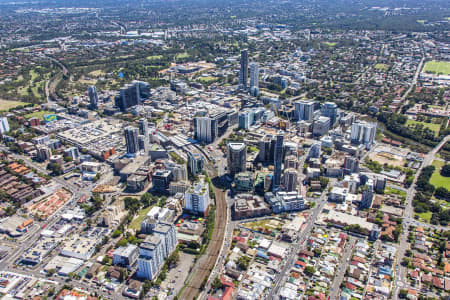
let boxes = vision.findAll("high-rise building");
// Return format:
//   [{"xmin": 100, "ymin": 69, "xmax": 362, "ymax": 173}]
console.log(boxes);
[
  {"xmin": 294, "ymin": 100, "xmax": 314, "ymax": 121},
  {"xmin": 321, "ymin": 102, "xmax": 338, "ymax": 126},
  {"xmin": 88, "ymin": 85, "xmax": 99, "ymax": 109},
  {"xmin": 164, "ymin": 161, "xmax": 187, "ymax": 181},
  {"xmin": 138, "ymin": 118, "xmax": 149, "ymax": 153},
  {"xmin": 273, "ymin": 132, "xmax": 284, "ymax": 192},
  {"xmin": 0, "ymin": 117, "xmax": 10, "ymax": 134},
  {"xmin": 36, "ymin": 145, "xmax": 52, "ymax": 162},
  {"xmin": 239, "ymin": 49, "xmax": 248, "ymax": 88},
  {"xmin": 152, "ymin": 170, "xmax": 172, "ymax": 192},
  {"xmin": 227, "ymin": 141, "xmax": 247, "ymax": 176},
  {"xmin": 249, "ymin": 62, "xmax": 259, "ymax": 96},
  {"xmin": 343, "ymin": 156, "xmax": 359, "ymax": 174},
  {"xmin": 115, "ymin": 80, "xmax": 151, "ymax": 112},
  {"xmin": 153, "ymin": 222, "xmax": 177, "ymax": 260},
  {"xmin": 238, "ymin": 112, "xmax": 251, "ymax": 130},
  {"xmin": 308, "ymin": 142, "xmax": 321, "ymax": 159},
  {"xmin": 360, "ymin": 179, "xmax": 374, "ymax": 209},
  {"xmin": 350, "ymin": 121, "xmax": 377, "ymax": 149},
  {"xmin": 284, "ymin": 155, "xmax": 299, "ymax": 169},
  {"xmin": 137, "ymin": 235, "xmax": 164, "ymax": 280},
  {"xmin": 193, "ymin": 117, "xmax": 215, "ymax": 144},
  {"xmin": 187, "ymin": 152, "xmax": 203, "ymax": 176},
  {"xmin": 313, "ymin": 116, "xmax": 330, "ymax": 136},
  {"xmin": 64, "ymin": 147, "xmax": 80, "ymax": 161},
  {"xmin": 124, "ymin": 126, "xmax": 140, "ymax": 155},
  {"xmin": 113, "ymin": 245, "xmax": 139, "ymax": 269},
  {"xmin": 258, "ymin": 135, "xmax": 275, "ymax": 163},
  {"xmin": 184, "ymin": 176, "xmax": 210, "ymax": 216},
  {"xmin": 283, "ymin": 168, "xmax": 298, "ymax": 192}
]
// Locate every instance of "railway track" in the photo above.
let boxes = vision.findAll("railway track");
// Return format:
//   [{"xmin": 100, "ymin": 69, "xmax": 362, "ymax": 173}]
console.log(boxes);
[{"xmin": 180, "ymin": 164, "xmax": 227, "ymax": 300}]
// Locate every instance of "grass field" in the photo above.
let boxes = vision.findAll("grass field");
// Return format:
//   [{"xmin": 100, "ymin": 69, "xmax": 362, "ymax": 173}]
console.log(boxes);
[
  {"xmin": 416, "ymin": 211, "xmax": 432, "ymax": 223},
  {"xmin": 323, "ymin": 42, "xmax": 337, "ymax": 47},
  {"xmin": 88, "ymin": 70, "xmax": 106, "ymax": 77},
  {"xmin": 0, "ymin": 100, "xmax": 28, "ymax": 111},
  {"xmin": 375, "ymin": 63, "xmax": 389, "ymax": 71},
  {"xmin": 423, "ymin": 60, "xmax": 450, "ymax": 76},
  {"xmin": 24, "ymin": 110, "xmax": 54, "ymax": 120},
  {"xmin": 129, "ymin": 205, "xmax": 154, "ymax": 230},
  {"xmin": 405, "ymin": 119, "xmax": 441, "ymax": 136},
  {"xmin": 430, "ymin": 160, "xmax": 450, "ymax": 189},
  {"xmin": 198, "ymin": 76, "xmax": 218, "ymax": 84},
  {"xmin": 147, "ymin": 55, "xmax": 163, "ymax": 61},
  {"xmin": 176, "ymin": 52, "xmax": 190, "ymax": 59}
]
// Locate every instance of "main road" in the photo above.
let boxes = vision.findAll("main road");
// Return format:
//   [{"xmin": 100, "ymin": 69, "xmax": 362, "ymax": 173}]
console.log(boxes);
[
  {"xmin": 392, "ymin": 135, "xmax": 449, "ymax": 299},
  {"xmin": 268, "ymin": 180, "xmax": 333, "ymax": 299}
]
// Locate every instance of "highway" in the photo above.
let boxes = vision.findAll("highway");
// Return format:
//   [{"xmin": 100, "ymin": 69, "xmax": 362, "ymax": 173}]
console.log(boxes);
[{"xmin": 392, "ymin": 135, "xmax": 449, "ymax": 300}]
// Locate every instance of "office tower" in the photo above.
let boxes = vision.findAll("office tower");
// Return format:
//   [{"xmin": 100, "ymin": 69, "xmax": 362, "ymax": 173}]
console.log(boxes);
[
  {"xmin": 308, "ymin": 142, "xmax": 321, "ymax": 159},
  {"xmin": 184, "ymin": 177, "xmax": 210, "ymax": 216},
  {"xmin": 313, "ymin": 116, "xmax": 331, "ymax": 136},
  {"xmin": 193, "ymin": 117, "xmax": 215, "ymax": 144},
  {"xmin": 284, "ymin": 155, "xmax": 299, "ymax": 169},
  {"xmin": 124, "ymin": 126, "xmax": 139, "ymax": 155},
  {"xmin": 321, "ymin": 102, "xmax": 338, "ymax": 126},
  {"xmin": 115, "ymin": 80, "xmax": 151, "ymax": 112},
  {"xmin": 344, "ymin": 156, "xmax": 359, "ymax": 174},
  {"xmin": 152, "ymin": 170, "xmax": 172, "ymax": 192},
  {"xmin": 258, "ymin": 135, "xmax": 275, "ymax": 163},
  {"xmin": 273, "ymin": 132, "xmax": 284, "ymax": 192},
  {"xmin": 187, "ymin": 152, "xmax": 203, "ymax": 176},
  {"xmin": 238, "ymin": 112, "xmax": 251, "ymax": 130},
  {"xmin": 138, "ymin": 118, "xmax": 149, "ymax": 153},
  {"xmin": 294, "ymin": 100, "xmax": 314, "ymax": 121},
  {"xmin": 64, "ymin": 147, "xmax": 80, "ymax": 161},
  {"xmin": 227, "ymin": 141, "xmax": 247, "ymax": 176},
  {"xmin": 360, "ymin": 179, "xmax": 374, "ymax": 209},
  {"xmin": 350, "ymin": 121, "xmax": 377, "ymax": 149},
  {"xmin": 239, "ymin": 49, "xmax": 248, "ymax": 88},
  {"xmin": 164, "ymin": 161, "xmax": 187, "ymax": 181},
  {"xmin": 283, "ymin": 168, "xmax": 298, "ymax": 192},
  {"xmin": 0, "ymin": 117, "xmax": 10, "ymax": 134},
  {"xmin": 88, "ymin": 85, "xmax": 99, "ymax": 109},
  {"xmin": 249, "ymin": 62, "xmax": 259, "ymax": 96},
  {"xmin": 153, "ymin": 222, "xmax": 177, "ymax": 260}
]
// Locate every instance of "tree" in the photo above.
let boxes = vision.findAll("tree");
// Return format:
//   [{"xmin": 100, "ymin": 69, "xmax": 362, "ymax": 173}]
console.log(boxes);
[
  {"xmin": 212, "ymin": 277, "xmax": 224, "ymax": 290},
  {"xmin": 441, "ymin": 164, "xmax": 450, "ymax": 177},
  {"xmin": 47, "ymin": 268, "xmax": 56, "ymax": 276},
  {"xmin": 304, "ymin": 266, "xmax": 315, "ymax": 276}
]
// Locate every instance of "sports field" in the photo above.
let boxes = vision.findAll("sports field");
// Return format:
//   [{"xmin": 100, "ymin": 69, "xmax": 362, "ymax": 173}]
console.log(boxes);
[{"xmin": 423, "ymin": 60, "xmax": 450, "ymax": 76}]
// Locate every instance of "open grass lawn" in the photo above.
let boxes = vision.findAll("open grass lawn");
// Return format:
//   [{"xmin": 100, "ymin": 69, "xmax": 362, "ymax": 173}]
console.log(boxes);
[
  {"xmin": 375, "ymin": 63, "xmax": 389, "ymax": 71},
  {"xmin": 24, "ymin": 110, "xmax": 54, "ymax": 120},
  {"xmin": 416, "ymin": 211, "xmax": 432, "ymax": 223},
  {"xmin": 385, "ymin": 186, "xmax": 406, "ymax": 199},
  {"xmin": 405, "ymin": 119, "xmax": 441, "ymax": 136},
  {"xmin": 0, "ymin": 99, "xmax": 28, "ymax": 111},
  {"xmin": 430, "ymin": 160, "xmax": 450, "ymax": 189},
  {"xmin": 129, "ymin": 205, "xmax": 154, "ymax": 230},
  {"xmin": 423, "ymin": 60, "xmax": 450, "ymax": 76}
]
